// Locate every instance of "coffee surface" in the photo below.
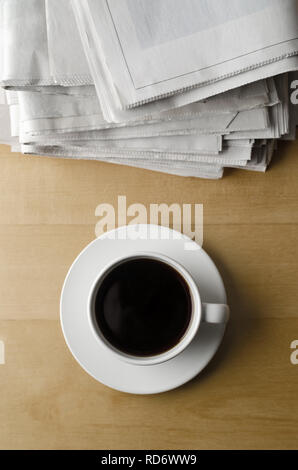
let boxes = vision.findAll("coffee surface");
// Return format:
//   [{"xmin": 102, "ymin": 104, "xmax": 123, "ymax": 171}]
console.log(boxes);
[{"xmin": 94, "ymin": 258, "xmax": 192, "ymax": 356}]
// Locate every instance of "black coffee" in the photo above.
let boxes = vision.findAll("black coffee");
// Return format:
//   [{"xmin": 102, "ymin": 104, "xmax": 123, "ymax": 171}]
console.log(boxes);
[{"xmin": 94, "ymin": 257, "xmax": 192, "ymax": 357}]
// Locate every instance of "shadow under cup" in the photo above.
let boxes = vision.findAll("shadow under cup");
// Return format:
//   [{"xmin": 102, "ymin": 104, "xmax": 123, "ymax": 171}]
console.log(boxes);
[{"xmin": 88, "ymin": 253, "xmax": 201, "ymax": 366}]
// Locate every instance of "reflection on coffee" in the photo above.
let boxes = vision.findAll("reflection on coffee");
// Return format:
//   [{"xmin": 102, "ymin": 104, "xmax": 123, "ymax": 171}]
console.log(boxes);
[{"xmin": 94, "ymin": 258, "xmax": 192, "ymax": 356}]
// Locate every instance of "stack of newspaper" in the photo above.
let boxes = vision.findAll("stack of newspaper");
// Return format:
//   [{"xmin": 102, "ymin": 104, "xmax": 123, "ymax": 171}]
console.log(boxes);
[{"xmin": 0, "ymin": 0, "xmax": 297, "ymax": 179}]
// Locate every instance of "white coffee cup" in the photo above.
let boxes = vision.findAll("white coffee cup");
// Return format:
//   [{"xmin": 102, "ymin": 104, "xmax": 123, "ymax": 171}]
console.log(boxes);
[{"xmin": 88, "ymin": 252, "xmax": 229, "ymax": 366}]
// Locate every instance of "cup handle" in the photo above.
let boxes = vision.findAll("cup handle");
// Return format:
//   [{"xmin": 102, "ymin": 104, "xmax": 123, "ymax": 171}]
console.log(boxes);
[{"xmin": 202, "ymin": 303, "xmax": 230, "ymax": 324}]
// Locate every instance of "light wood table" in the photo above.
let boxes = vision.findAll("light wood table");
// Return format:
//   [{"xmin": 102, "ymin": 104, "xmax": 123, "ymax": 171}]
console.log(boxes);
[{"xmin": 0, "ymin": 140, "xmax": 298, "ymax": 450}]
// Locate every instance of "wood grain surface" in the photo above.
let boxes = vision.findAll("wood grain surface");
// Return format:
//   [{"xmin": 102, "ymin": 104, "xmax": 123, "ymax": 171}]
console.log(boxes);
[{"xmin": 0, "ymin": 140, "xmax": 298, "ymax": 449}]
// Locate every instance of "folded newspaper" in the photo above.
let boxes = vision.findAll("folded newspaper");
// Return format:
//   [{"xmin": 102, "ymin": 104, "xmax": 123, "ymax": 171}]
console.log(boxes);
[{"xmin": 0, "ymin": 0, "xmax": 297, "ymax": 179}]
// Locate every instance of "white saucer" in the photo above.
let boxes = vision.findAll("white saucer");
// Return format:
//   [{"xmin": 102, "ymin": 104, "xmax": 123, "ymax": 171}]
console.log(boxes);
[{"xmin": 60, "ymin": 224, "xmax": 228, "ymax": 394}]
